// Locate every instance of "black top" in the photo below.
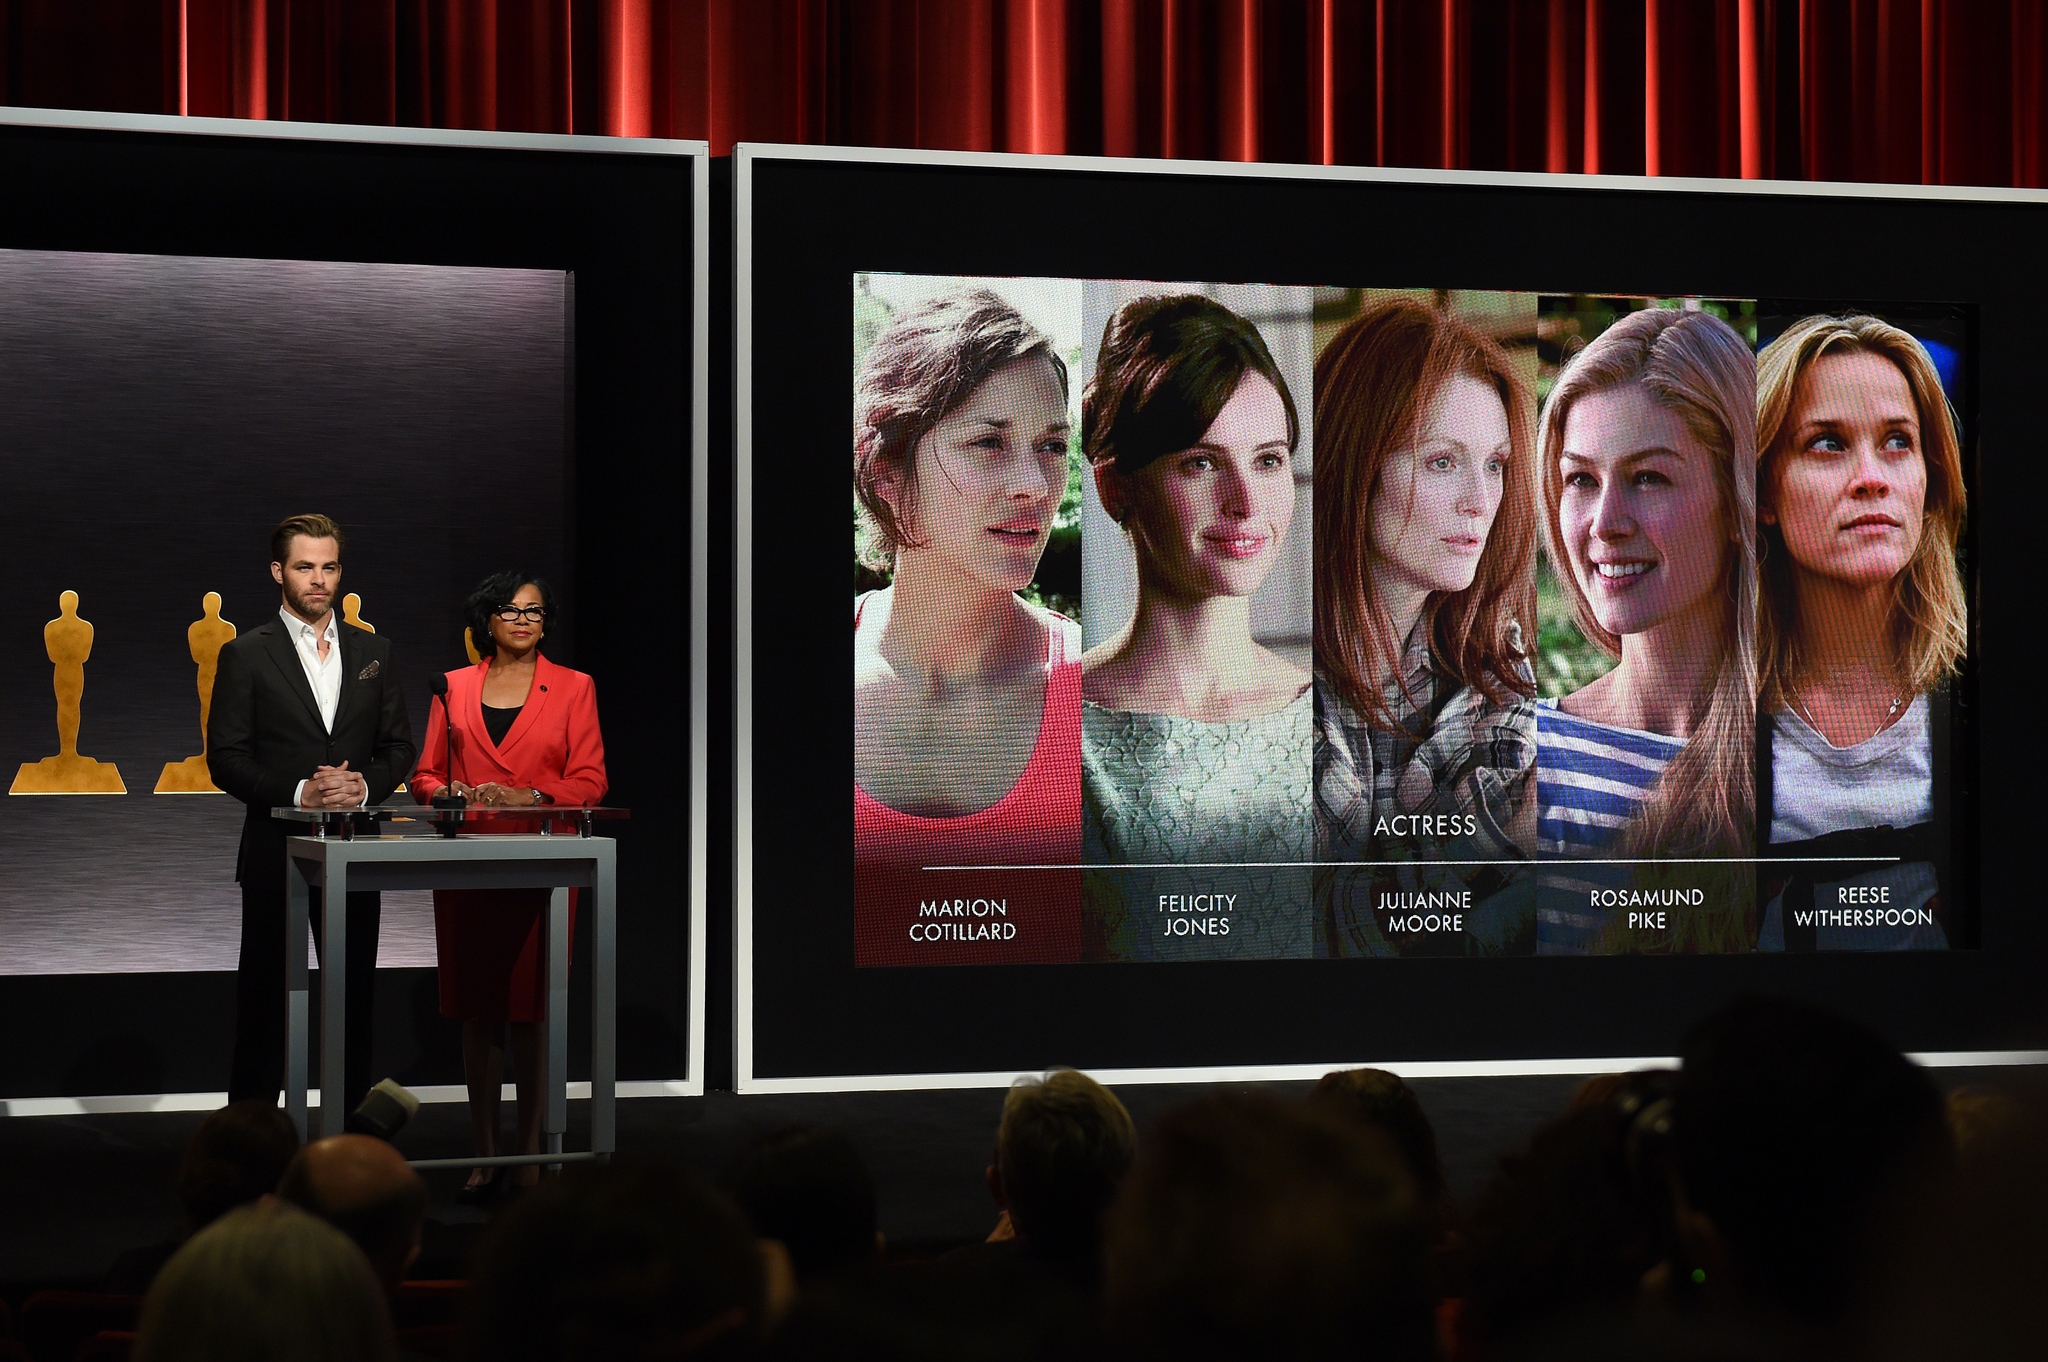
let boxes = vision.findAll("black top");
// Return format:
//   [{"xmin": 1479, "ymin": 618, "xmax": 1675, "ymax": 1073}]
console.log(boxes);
[{"xmin": 482, "ymin": 703, "xmax": 521, "ymax": 747}]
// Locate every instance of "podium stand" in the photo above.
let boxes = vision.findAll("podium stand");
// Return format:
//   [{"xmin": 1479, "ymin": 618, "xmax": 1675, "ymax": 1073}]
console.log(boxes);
[{"xmin": 276, "ymin": 804, "xmax": 628, "ymax": 1166}]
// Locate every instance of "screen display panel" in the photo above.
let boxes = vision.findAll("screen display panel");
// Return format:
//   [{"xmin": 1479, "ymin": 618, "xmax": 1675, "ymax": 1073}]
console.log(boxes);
[
  {"xmin": 743, "ymin": 146, "xmax": 2035, "ymax": 1089},
  {"xmin": 849, "ymin": 277, "xmax": 1974, "ymax": 967}
]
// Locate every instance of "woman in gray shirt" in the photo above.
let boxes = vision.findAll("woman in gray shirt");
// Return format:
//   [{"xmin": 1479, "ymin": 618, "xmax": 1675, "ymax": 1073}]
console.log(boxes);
[{"xmin": 1754, "ymin": 313, "xmax": 1968, "ymax": 951}]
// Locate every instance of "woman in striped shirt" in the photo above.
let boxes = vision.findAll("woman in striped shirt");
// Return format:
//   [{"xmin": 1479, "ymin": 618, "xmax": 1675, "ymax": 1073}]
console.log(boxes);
[{"xmin": 1534, "ymin": 307, "xmax": 1759, "ymax": 954}]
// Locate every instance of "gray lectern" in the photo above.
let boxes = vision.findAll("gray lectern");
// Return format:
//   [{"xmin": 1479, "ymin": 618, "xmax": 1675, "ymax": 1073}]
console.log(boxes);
[{"xmin": 275, "ymin": 804, "xmax": 627, "ymax": 1167}]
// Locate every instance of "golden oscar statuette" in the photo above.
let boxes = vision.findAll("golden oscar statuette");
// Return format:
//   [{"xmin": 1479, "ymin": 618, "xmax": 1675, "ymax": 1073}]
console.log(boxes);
[
  {"xmin": 155, "ymin": 592, "xmax": 237, "ymax": 793},
  {"xmin": 12, "ymin": 590, "xmax": 127, "ymax": 794},
  {"xmin": 342, "ymin": 594, "xmax": 407, "ymax": 791}
]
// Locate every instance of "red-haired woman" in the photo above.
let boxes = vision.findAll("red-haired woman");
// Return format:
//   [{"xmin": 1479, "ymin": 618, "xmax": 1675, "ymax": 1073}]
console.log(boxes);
[{"xmin": 1311, "ymin": 298, "xmax": 1541, "ymax": 957}]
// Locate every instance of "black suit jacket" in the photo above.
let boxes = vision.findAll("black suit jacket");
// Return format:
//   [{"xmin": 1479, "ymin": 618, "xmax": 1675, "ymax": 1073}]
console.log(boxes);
[{"xmin": 207, "ymin": 616, "xmax": 417, "ymax": 883}]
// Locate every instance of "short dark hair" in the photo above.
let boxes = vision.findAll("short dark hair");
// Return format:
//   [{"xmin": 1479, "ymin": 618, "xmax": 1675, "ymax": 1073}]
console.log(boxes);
[
  {"xmin": 997, "ymin": 1068, "xmax": 1137, "ymax": 1263},
  {"xmin": 271, "ymin": 514, "xmax": 344, "ymax": 566},
  {"xmin": 176, "ymin": 1099, "xmax": 302, "ymax": 1230},
  {"xmin": 1673, "ymin": 996, "xmax": 1950, "ymax": 1324},
  {"xmin": 1308, "ymin": 1067, "xmax": 1447, "ymax": 1209},
  {"xmin": 465, "ymin": 570, "xmax": 555, "ymax": 659},
  {"xmin": 1105, "ymin": 1092, "xmax": 1433, "ymax": 1362},
  {"xmin": 1082, "ymin": 293, "xmax": 1299, "ymax": 476},
  {"xmin": 853, "ymin": 288, "xmax": 1068, "ymax": 570},
  {"xmin": 730, "ymin": 1127, "xmax": 878, "ymax": 1282},
  {"xmin": 466, "ymin": 1160, "xmax": 764, "ymax": 1362}
]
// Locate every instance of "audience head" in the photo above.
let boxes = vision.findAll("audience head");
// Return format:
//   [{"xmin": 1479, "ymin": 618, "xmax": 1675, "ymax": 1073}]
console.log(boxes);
[
  {"xmin": 277, "ymin": 1133, "xmax": 428, "ymax": 1300},
  {"xmin": 1672, "ymin": 996, "xmax": 1949, "ymax": 1327},
  {"xmin": 174, "ymin": 1098, "xmax": 301, "ymax": 1233},
  {"xmin": 995, "ymin": 1068, "xmax": 1138, "ymax": 1266},
  {"xmin": 467, "ymin": 1158, "xmax": 765, "ymax": 1362},
  {"xmin": 135, "ymin": 1198, "xmax": 396, "ymax": 1362},
  {"xmin": 1864, "ymin": 1090, "xmax": 2048, "ymax": 1362},
  {"xmin": 731, "ymin": 1126, "xmax": 880, "ymax": 1283},
  {"xmin": 1105, "ymin": 1092, "xmax": 1433, "ymax": 1362},
  {"xmin": 1458, "ymin": 1070, "xmax": 1677, "ymax": 1353},
  {"xmin": 1309, "ymin": 1067, "xmax": 1447, "ymax": 1213}
]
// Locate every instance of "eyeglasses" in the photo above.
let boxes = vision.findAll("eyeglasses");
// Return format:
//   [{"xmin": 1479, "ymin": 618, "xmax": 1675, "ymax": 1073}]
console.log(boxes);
[{"xmin": 493, "ymin": 605, "xmax": 550, "ymax": 623}]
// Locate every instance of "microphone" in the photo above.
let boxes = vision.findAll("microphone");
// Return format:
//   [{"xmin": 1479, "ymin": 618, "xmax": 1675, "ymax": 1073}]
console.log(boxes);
[{"xmin": 427, "ymin": 674, "xmax": 465, "ymax": 815}]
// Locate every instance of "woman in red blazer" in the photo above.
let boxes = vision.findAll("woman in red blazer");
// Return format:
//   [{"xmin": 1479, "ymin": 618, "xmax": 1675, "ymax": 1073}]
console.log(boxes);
[{"xmin": 411, "ymin": 571, "xmax": 606, "ymax": 1199}]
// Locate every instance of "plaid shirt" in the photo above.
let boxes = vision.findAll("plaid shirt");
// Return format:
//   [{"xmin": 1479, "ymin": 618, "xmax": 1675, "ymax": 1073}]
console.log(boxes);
[{"xmin": 1313, "ymin": 621, "xmax": 1540, "ymax": 956}]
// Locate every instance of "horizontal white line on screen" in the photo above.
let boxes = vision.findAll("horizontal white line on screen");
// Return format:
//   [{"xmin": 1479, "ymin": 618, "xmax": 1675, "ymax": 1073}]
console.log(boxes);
[{"xmin": 921, "ymin": 857, "xmax": 1902, "ymax": 870}]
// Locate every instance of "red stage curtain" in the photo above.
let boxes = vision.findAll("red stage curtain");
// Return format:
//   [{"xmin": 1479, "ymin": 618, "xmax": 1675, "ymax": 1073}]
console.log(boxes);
[{"xmin": 0, "ymin": 1, "xmax": 2040, "ymax": 185}]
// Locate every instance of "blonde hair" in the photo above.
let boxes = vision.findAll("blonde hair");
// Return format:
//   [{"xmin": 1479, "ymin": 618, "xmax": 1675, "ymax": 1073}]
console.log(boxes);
[
  {"xmin": 1313, "ymin": 298, "xmax": 1538, "ymax": 730},
  {"xmin": 137, "ymin": 1199, "xmax": 397, "ymax": 1362},
  {"xmin": 1539, "ymin": 307, "xmax": 1757, "ymax": 861},
  {"xmin": 1755, "ymin": 313, "xmax": 1967, "ymax": 707}
]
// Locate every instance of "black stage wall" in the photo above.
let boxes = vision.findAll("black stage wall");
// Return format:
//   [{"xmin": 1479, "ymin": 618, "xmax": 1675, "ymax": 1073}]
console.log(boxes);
[{"xmin": 0, "ymin": 115, "xmax": 695, "ymax": 1100}]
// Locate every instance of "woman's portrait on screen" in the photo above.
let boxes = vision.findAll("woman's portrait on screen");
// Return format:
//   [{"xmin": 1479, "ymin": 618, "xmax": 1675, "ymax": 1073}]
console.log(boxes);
[
  {"xmin": 850, "ymin": 275, "xmax": 1087, "ymax": 967},
  {"xmin": 1532, "ymin": 300, "xmax": 1759, "ymax": 955},
  {"xmin": 1075, "ymin": 284, "xmax": 1316, "ymax": 962},
  {"xmin": 1753, "ymin": 309, "xmax": 1969, "ymax": 952},
  {"xmin": 1309, "ymin": 292, "xmax": 1541, "ymax": 958}
]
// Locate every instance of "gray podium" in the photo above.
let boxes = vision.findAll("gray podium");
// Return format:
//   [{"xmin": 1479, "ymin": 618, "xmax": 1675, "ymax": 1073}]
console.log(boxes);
[{"xmin": 276, "ymin": 804, "xmax": 626, "ymax": 1167}]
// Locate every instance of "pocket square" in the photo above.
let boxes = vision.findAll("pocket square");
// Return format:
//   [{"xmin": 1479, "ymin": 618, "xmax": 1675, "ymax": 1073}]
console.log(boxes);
[{"xmin": 357, "ymin": 660, "xmax": 381, "ymax": 681}]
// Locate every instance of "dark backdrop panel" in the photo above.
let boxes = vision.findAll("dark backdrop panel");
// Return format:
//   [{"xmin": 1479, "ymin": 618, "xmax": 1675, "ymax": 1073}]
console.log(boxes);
[
  {"xmin": 0, "ymin": 119, "xmax": 692, "ymax": 1098},
  {"xmin": 0, "ymin": 248, "xmax": 568, "ymax": 975},
  {"xmin": 744, "ymin": 154, "xmax": 2045, "ymax": 1083}
]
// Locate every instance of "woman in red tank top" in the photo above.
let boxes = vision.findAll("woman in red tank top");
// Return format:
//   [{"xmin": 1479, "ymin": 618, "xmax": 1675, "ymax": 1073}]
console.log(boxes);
[{"xmin": 851, "ymin": 287, "xmax": 1083, "ymax": 965}]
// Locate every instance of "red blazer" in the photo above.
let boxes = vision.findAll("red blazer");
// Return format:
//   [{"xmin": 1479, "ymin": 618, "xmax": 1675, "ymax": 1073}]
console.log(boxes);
[{"xmin": 410, "ymin": 653, "xmax": 607, "ymax": 806}]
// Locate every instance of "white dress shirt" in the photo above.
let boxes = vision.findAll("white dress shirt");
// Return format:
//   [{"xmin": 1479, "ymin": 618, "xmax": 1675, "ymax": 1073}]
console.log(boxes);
[{"xmin": 280, "ymin": 606, "xmax": 364, "ymax": 808}]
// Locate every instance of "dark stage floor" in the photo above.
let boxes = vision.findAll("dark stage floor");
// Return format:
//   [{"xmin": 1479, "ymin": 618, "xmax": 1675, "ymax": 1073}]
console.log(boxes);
[{"xmin": 7, "ymin": 1068, "xmax": 2041, "ymax": 1298}]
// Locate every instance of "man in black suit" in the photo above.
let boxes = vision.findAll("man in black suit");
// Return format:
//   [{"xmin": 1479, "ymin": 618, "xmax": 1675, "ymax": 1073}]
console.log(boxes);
[{"xmin": 208, "ymin": 514, "xmax": 416, "ymax": 1110}]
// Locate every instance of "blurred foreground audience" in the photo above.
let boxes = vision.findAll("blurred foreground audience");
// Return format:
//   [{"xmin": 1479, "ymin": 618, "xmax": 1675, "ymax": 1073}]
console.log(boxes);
[
  {"xmin": 1106, "ymin": 1092, "xmax": 1435, "ymax": 1362},
  {"xmin": 103, "ymin": 1097, "xmax": 301, "ymax": 1293},
  {"xmin": 1669, "ymin": 996, "xmax": 1950, "ymax": 1333},
  {"xmin": 466, "ymin": 1159, "xmax": 765, "ymax": 1362},
  {"xmin": 279, "ymin": 1134, "xmax": 429, "ymax": 1304},
  {"xmin": 107, "ymin": 998, "xmax": 2048, "ymax": 1362},
  {"xmin": 135, "ymin": 1198, "xmax": 396, "ymax": 1362},
  {"xmin": 732, "ymin": 1126, "xmax": 882, "ymax": 1289}
]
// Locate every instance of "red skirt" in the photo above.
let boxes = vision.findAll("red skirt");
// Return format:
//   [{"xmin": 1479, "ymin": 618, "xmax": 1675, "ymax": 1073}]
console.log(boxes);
[{"xmin": 433, "ymin": 888, "xmax": 579, "ymax": 1023}]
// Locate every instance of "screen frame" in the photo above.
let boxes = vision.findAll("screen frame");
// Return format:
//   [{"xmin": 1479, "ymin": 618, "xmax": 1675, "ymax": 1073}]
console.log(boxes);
[
  {"xmin": 0, "ymin": 104, "xmax": 709, "ymax": 1111},
  {"xmin": 733, "ymin": 140, "xmax": 2048, "ymax": 1095}
]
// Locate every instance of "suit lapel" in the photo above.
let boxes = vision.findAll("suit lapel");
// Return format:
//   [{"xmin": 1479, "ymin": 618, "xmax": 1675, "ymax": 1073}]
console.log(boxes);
[{"xmin": 259, "ymin": 621, "xmax": 325, "ymax": 731}]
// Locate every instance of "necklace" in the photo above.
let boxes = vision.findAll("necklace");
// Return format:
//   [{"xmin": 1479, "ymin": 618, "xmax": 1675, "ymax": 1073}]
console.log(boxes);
[{"xmin": 1789, "ymin": 682, "xmax": 1904, "ymax": 746}]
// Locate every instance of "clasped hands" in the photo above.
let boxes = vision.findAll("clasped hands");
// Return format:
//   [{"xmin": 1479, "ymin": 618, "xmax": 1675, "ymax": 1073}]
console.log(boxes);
[
  {"xmin": 299, "ymin": 761, "xmax": 369, "ymax": 809},
  {"xmin": 444, "ymin": 780, "xmax": 539, "ymax": 808}
]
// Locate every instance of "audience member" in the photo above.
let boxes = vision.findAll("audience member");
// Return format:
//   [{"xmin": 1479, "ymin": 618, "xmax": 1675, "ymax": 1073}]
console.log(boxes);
[
  {"xmin": 277, "ymin": 1134, "xmax": 429, "ymax": 1303},
  {"xmin": 1863, "ymin": 1090, "xmax": 2048, "ymax": 1362},
  {"xmin": 1456, "ymin": 1069, "xmax": 1676, "ymax": 1355},
  {"xmin": 102, "ymin": 1097, "xmax": 301, "ymax": 1293},
  {"xmin": 1104, "ymin": 1091, "xmax": 1433, "ymax": 1362},
  {"xmin": 1309, "ymin": 1067, "xmax": 1448, "ymax": 1219},
  {"xmin": 731, "ymin": 1126, "xmax": 881, "ymax": 1287},
  {"xmin": 1670, "ymin": 995, "xmax": 1950, "ymax": 1331},
  {"xmin": 466, "ymin": 1158, "xmax": 766, "ymax": 1362},
  {"xmin": 134, "ymin": 1198, "xmax": 397, "ymax": 1362},
  {"xmin": 983, "ymin": 1067, "xmax": 1137, "ymax": 1284}
]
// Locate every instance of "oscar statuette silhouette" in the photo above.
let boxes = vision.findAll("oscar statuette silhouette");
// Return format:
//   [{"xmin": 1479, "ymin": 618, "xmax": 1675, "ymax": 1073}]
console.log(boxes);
[
  {"xmin": 155, "ymin": 591, "xmax": 236, "ymax": 793},
  {"xmin": 12, "ymin": 590, "xmax": 126, "ymax": 794}
]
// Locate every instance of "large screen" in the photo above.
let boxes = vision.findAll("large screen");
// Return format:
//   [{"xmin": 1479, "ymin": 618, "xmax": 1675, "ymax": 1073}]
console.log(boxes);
[
  {"xmin": 848, "ymin": 275, "xmax": 1973, "ymax": 968},
  {"xmin": 742, "ymin": 146, "xmax": 2037, "ymax": 1091}
]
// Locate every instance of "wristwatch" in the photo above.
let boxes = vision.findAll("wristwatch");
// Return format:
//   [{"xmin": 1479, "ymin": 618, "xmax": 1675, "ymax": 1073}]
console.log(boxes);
[{"xmin": 530, "ymin": 788, "xmax": 550, "ymax": 806}]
